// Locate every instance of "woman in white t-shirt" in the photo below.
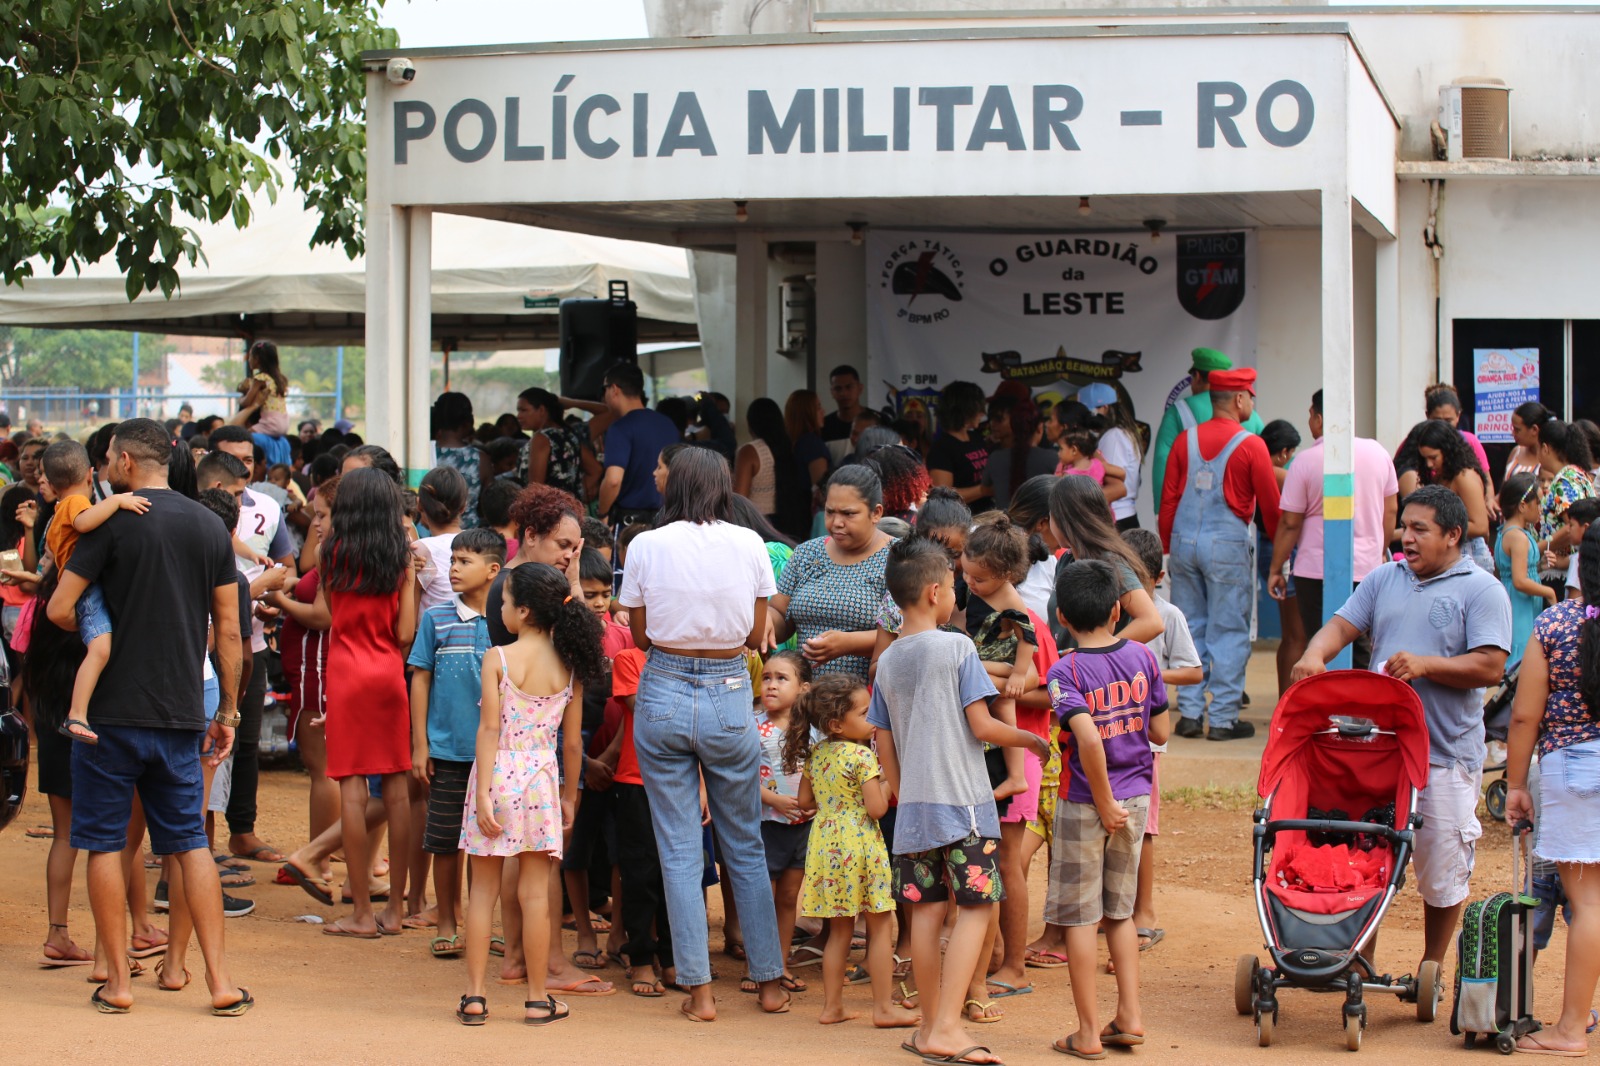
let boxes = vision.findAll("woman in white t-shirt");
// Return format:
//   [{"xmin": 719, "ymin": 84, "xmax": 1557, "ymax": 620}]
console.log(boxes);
[
  {"xmin": 617, "ymin": 447, "xmax": 790, "ymax": 1019},
  {"xmin": 1078, "ymin": 382, "xmax": 1146, "ymax": 531}
]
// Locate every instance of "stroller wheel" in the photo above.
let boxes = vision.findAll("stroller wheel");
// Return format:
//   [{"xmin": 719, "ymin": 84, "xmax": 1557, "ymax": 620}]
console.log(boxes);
[
  {"xmin": 1235, "ymin": 954, "xmax": 1260, "ymax": 1016},
  {"xmin": 1415, "ymin": 961, "xmax": 1442, "ymax": 1023},
  {"xmin": 1257, "ymin": 1009, "xmax": 1275, "ymax": 1048},
  {"xmin": 1496, "ymin": 1032, "xmax": 1517, "ymax": 1055},
  {"xmin": 1345, "ymin": 1013, "xmax": 1363, "ymax": 1052},
  {"xmin": 1486, "ymin": 779, "xmax": 1509, "ymax": 823}
]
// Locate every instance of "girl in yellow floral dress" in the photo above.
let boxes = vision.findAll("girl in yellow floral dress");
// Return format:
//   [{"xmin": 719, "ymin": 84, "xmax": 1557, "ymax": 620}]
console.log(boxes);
[{"xmin": 784, "ymin": 674, "xmax": 921, "ymax": 1029}]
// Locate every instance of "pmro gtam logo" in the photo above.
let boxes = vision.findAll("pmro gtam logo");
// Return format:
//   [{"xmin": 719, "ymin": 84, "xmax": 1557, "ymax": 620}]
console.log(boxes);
[{"xmin": 880, "ymin": 238, "xmax": 965, "ymax": 325}]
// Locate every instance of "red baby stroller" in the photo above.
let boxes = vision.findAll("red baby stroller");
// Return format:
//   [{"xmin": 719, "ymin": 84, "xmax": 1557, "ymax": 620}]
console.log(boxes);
[{"xmin": 1235, "ymin": 670, "xmax": 1438, "ymax": 1051}]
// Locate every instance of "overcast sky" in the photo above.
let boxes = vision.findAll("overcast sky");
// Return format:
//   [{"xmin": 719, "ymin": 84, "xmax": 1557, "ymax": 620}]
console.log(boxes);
[{"xmin": 379, "ymin": 0, "xmax": 648, "ymax": 48}]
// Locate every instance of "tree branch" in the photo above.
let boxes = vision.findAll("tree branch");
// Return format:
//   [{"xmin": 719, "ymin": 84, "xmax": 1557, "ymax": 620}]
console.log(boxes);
[{"xmin": 166, "ymin": 0, "xmax": 237, "ymax": 81}]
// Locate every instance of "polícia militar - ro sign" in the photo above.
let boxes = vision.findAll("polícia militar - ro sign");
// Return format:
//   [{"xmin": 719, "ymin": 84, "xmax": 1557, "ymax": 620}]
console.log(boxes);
[{"xmin": 372, "ymin": 33, "xmax": 1354, "ymax": 206}]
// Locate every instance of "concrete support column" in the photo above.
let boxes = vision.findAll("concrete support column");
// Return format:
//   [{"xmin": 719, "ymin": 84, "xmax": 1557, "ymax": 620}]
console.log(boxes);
[
  {"xmin": 405, "ymin": 208, "xmax": 433, "ymax": 487},
  {"xmin": 1321, "ymin": 185, "xmax": 1356, "ymax": 669},
  {"xmin": 815, "ymin": 240, "xmax": 869, "ymax": 400},
  {"xmin": 734, "ymin": 232, "xmax": 769, "ymax": 430},
  {"xmin": 365, "ymin": 205, "xmax": 408, "ymax": 460}
]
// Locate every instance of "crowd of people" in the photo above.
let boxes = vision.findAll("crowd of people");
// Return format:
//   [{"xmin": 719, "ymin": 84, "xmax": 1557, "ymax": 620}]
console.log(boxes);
[{"xmin": 11, "ymin": 345, "xmax": 1600, "ymax": 1060}]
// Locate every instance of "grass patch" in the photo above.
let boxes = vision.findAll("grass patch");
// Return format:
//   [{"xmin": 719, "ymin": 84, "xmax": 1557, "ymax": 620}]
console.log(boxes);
[{"xmin": 1161, "ymin": 783, "xmax": 1259, "ymax": 812}]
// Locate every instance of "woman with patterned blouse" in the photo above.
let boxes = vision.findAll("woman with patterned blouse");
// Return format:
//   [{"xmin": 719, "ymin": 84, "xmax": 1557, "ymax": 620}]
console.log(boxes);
[
  {"xmin": 1537, "ymin": 420, "xmax": 1598, "ymax": 555},
  {"xmin": 1506, "ymin": 523, "xmax": 1600, "ymax": 1056},
  {"xmin": 766, "ymin": 464, "xmax": 893, "ymax": 677}
]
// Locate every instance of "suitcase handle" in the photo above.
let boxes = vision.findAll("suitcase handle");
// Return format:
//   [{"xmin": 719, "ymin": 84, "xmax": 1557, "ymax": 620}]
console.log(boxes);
[{"xmin": 1512, "ymin": 819, "xmax": 1533, "ymax": 897}]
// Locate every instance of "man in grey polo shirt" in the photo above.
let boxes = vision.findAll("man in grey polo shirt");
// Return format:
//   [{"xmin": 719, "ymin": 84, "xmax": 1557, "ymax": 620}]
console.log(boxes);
[{"xmin": 1292, "ymin": 485, "xmax": 1511, "ymax": 976}]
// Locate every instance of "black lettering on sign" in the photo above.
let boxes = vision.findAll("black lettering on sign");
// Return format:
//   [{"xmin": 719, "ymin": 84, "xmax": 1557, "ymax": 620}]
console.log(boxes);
[
  {"xmin": 1032, "ymin": 85, "xmax": 1082, "ymax": 150},
  {"xmin": 504, "ymin": 97, "xmax": 543, "ymax": 161},
  {"xmin": 919, "ymin": 87, "xmax": 974, "ymax": 152},
  {"xmin": 748, "ymin": 89, "xmax": 816, "ymax": 154},
  {"xmin": 1256, "ymin": 80, "xmax": 1314, "ymax": 147},
  {"xmin": 394, "ymin": 101, "xmax": 436, "ymax": 164},
  {"xmin": 657, "ymin": 92, "xmax": 717, "ymax": 156},
  {"xmin": 575, "ymin": 94, "xmax": 621, "ymax": 159},
  {"xmin": 444, "ymin": 98, "xmax": 495, "ymax": 163},
  {"xmin": 1197, "ymin": 82, "xmax": 1248, "ymax": 148}
]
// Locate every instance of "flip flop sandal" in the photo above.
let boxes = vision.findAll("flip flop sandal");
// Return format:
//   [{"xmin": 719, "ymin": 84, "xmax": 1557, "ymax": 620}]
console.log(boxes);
[
  {"xmin": 378, "ymin": 924, "xmax": 402, "ymax": 937},
  {"xmin": 58, "ymin": 719, "xmax": 98, "ymax": 746},
  {"xmin": 280, "ymin": 864, "xmax": 334, "ymax": 907},
  {"xmin": 987, "ymin": 980, "xmax": 1034, "ymax": 998},
  {"xmin": 897, "ymin": 981, "xmax": 919, "ymax": 1006},
  {"xmin": 604, "ymin": 951, "xmax": 629, "ymax": 969},
  {"xmin": 90, "ymin": 986, "xmax": 130, "ymax": 1014},
  {"xmin": 219, "ymin": 871, "xmax": 255, "ymax": 889},
  {"xmin": 760, "ymin": 995, "xmax": 791, "ymax": 1015},
  {"xmin": 893, "ymin": 953, "xmax": 913, "ymax": 978},
  {"xmin": 457, "ymin": 995, "xmax": 488, "ymax": 1025},
  {"xmin": 630, "ymin": 977, "xmax": 665, "ymax": 998},
  {"xmin": 680, "ymin": 1002, "xmax": 715, "ymax": 1023},
  {"xmin": 846, "ymin": 964, "xmax": 870, "ymax": 984},
  {"xmin": 230, "ymin": 845, "xmax": 286, "ymax": 863},
  {"xmin": 902, "ymin": 1036, "xmax": 925, "ymax": 1058},
  {"xmin": 1100, "ymin": 1022, "xmax": 1145, "ymax": 1047},
  {"xmin": 780, "ymin": 973, "xmax": 808, "ymax": 993},
  {"xmin": 963, "ymin": 999, "xmax": 1003, "ymax": 1024},
  {"xmin": 547, "ymin": 975, "xmax": 616, "ymax": 996},
  {"xmin": 1026, "ymin": 950, "xmax": 1070, "ymax": 968},
  {"xmin": 1588, "ymin": 1009, "xmax": 1599, "ymax": 1035},
  {"xmin": 128, "ymin": 937, "xmax": 167, "ymax": 959},
  {"xmin": 524, "ymin": 996, "xmax": 569, "ymax": 1026},
  {"xmin": 923, "ymin": 1045, "xmax": 1001, "ymax": 1064},
  {"xmin": 25, "ymin": 825, "xmax": 55, "ymax": 839},
  {"xmin": 1137, "ymin": 928, "xmax": 1165, "ymax": 951},
  {"xmin": 790, "ymin": 945, "xmax": 825, "ymax": 968},
  {"xmin": 724, "ymin": 941, "xmax": 747, "ymax": 961},
  {"xmin": 488, "ymin": 936, "xmax": 506, "ymax": 957},
  {"xmin": 39, "ymin": 944, "xmax": 94, "ymax": 968},
  {"xmin": 740, "ymin": 977, "xmax": 759, "ymax": 995},
  {"xmin": 154, "ymin": 960, "xmax": 191, "ymax": 991},
  {"xmin": 214, "ymin": 854, "xmax": 249, "ymax": 873},
  {"xmin": 86, "ymin": 958, "xmax": 145, "ymax": 984},
  {"xmin": 430, "ymin": 935, "xmax": 463, "ymax": 958},
  {"xmin": 402, "ymin": 915, "xmax": 435, "ymax": 929},
  {"xmin": 322, "ymin": 923, "xmax": 382, "ymax": 940},
  {"xmin": 1515, "ymin": 1035, "xmax": 1587, "ymax": 1057},
  {"xmin": 212, "ymin": 988, "xmax": 254, "ymax": 1017},
  {"xmin": 1052, "ymin": 1035, "xmax": 1107, "ymax": 1060},
  {"xmin": 572, "ymin": 949, "xmax": 606, "ymax": 970}
]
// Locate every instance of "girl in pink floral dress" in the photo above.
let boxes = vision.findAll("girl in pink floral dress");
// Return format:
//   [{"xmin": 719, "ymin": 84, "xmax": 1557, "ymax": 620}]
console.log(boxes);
[{"xmin": 457, "ymin": 562, "xmax": 602, "ymax": 1027}]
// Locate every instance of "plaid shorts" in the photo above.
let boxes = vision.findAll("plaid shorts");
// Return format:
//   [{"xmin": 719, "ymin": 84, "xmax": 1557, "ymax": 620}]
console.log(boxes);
[
  {"xmin": 1044, "ymin": 794, "xmax": 1150, "ymax": 927},
  {"xmin": 893, "ymin": 831, "xmax": 1005, "ymax": 906}
]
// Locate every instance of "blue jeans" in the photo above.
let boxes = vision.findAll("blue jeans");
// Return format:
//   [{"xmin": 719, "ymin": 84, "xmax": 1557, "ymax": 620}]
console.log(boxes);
[
  {"xmin": 633, "ymin": 649, "xmax": 782, "ymax": 987},
  {"xmin": 1169, "ymin": 530, "xmax": 1255, "ymax": 727}
]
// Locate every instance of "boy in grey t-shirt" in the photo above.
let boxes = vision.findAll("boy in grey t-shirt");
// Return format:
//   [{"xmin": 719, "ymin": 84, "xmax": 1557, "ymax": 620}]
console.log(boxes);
[{"xmin": 871, "ymin": 538, "xmax": 1049, "ymax": 1062}]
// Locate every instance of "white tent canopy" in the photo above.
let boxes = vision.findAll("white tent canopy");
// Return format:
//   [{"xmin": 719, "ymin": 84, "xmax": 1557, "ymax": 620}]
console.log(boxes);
[{"xmin": 0, "ymin": 189, "xmax": 697, "ymax": 347}]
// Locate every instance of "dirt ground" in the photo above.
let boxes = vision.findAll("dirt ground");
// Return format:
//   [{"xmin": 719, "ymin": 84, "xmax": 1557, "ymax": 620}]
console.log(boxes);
[{"xmin": 0, "ymin": 652, "xmax": 1567, "ymax": 1066}]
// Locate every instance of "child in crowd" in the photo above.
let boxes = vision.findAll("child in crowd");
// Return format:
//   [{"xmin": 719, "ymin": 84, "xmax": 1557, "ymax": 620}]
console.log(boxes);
[
  {"xmin": 581, "ymin": 517, "xmax": 614, "ymax": 564},
  {"xmin": 408, "ymin": 528, "xmax": 503, "ymax": 959},
  {"xmin": 962, "ymin": 512, "xmax": 1040, "ymax": 802},
  {"xmin": 1055, "ymin": 422, "xmax": 1127, "ymax": 496},
  {"xmin": 564, "ymin": 547, "xmax": 630, "ymax": 969},
  {"xmin": 268, "ymin": 463, "xmax": 307, "ymax": 510},
  {"xmin": 1496, "ymin": 473, "xmax": 1557, "ymax": 668},
  {"xmin": 236, "ymin": 339, "xmax": 293, "ymax": 468},
  {"xmin": 479, "ymin": 477, "xmax": 521, "ymax": 561},
  {"xmin": 41, "ymin": 440, "xmax": 152, "ymax": 744},
  {"xmin": 1563, "ymin": 498, "xmax": 1600, "ymax": 599},
  {"xmin": 599, "ymin": 640, "xmax": 677, "ymax": 997},
  {"xmin": 414, "ymin": 465, "xmax": 470, "ymax": 612},
  {"xmin": 458, "ymin": 562, "xmax": 601, "ymax": 1026},
  {"xmin": 1121, "ymin": 529, "xmax": 1203, "ymax": 959},
  {"xmin": 872, "ymin": 537, "xmax": 1051, "ymax": 1063},
  {"xmin": 1045, "ymin": 559, "xmax": 1171, "ymax": 1058},
  {"xmin": 785, "ymin": 673, "xmax": 920, "ymax": 1029},
  {"xmin": 755, "ymin": 650, "xmax": 815, "ymax": 996}
]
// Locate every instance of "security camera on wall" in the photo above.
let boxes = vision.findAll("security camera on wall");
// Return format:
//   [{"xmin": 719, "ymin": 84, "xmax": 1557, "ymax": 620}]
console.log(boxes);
[{"xmin": 386, "ymin": 57, "xmax": 417, "ymax": 85}]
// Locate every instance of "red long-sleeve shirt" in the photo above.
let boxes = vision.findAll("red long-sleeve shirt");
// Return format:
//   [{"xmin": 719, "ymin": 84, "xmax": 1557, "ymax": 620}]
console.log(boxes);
[{"xmin": 1158, "ymin": 418, "xmax": 1281, "ymax": 551}]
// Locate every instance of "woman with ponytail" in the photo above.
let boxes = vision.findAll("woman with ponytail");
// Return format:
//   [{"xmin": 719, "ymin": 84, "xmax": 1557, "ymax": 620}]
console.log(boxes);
[{"xmin": 1505, "ymin": 521, "xmax": 1600, "ymax": 1055}]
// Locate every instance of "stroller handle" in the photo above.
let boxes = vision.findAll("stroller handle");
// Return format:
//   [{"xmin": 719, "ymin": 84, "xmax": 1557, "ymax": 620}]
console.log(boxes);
[{"xmin": 1253, "ymin": 819, "xmax": 1415, "ymax": 882}]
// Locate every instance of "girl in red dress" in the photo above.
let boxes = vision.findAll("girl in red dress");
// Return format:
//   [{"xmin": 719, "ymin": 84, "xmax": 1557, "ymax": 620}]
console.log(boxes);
[{"xmin": 298, "ymin": 467, "xmax": 422, "ymax": 938}]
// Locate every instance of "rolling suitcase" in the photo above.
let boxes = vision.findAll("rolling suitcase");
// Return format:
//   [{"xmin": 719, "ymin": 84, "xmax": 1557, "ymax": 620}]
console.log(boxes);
[{"xmin": 1450, "ymin": 821, "xmax": 1541, "ymax": 1054}]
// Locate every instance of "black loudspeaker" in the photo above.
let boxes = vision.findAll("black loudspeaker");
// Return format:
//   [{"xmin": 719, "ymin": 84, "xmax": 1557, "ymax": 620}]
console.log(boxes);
[{"xmin": 559, "ymin": 280, "xmax": 638, "ymax": 401}]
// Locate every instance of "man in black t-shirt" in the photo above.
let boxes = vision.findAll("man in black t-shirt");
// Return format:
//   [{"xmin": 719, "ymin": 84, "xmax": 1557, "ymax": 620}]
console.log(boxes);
[
  {"xmin": 46, "ymin": 418, "xmax": 251, "ymax": 1015},
  {"xmin": 821, "ymin": 364, "xmax": 864, "ymax": 444}
]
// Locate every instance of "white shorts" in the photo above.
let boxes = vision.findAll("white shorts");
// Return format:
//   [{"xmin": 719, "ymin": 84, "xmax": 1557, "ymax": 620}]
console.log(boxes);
[
  {"xmin": 1411, "ymin": 762, "xmax": 1483, "ymax": 908},
  {"xmin": 207, "ymin": 751, "xmax": 234, "ymax": 815}
]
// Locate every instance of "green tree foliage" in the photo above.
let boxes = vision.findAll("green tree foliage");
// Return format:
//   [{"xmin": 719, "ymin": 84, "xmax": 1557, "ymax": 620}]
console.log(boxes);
[
  {"xmin": 0, "ymin": 326, "xmax": 170, "ymax": 391},
  {"xmin": 0, "ymin": 1, "xmax": 396, "ymax": 300}
]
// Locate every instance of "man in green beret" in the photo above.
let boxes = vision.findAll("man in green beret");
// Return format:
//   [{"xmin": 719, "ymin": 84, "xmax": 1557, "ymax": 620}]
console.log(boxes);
[{"xmin": 1151, "ymin": 347, "xmax": 1265, "ymax": 518}]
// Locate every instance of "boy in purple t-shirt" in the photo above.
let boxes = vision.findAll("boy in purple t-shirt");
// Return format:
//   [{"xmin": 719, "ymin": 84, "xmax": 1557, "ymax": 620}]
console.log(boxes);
[{"xmin": 1043, "ymin": 560, "xmax": 1171, "ymax": 1058}]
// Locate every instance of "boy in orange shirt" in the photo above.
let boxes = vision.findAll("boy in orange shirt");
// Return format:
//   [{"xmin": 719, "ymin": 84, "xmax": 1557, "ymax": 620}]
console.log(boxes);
[{"xmin": 41, "ymin": 441, "xmax": 151, "ymax": 744}]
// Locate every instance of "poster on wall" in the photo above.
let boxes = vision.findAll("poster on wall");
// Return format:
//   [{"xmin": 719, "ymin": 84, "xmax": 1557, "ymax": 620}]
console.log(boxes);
[
  {"xmin": 866, "ymin": 229, "xmax": 1258, "ymax": 488},
  {"xmin": 1471, "ymin": 348, "xmax": 1540, "ymax": 444}
]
